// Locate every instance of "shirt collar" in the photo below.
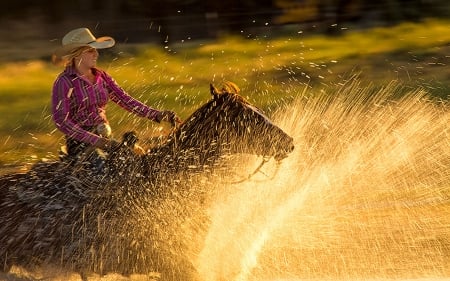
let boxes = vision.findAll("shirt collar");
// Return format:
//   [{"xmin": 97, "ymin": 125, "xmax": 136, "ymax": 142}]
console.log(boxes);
[{"xmin": 64, "ymin": 65, "xmax": 100, "ymax": 78}]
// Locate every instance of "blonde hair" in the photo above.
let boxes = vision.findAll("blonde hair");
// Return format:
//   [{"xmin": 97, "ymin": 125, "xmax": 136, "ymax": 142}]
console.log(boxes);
[{"xmin": 52, "ymin": 46, "xmax": 92, "ymax": 66}]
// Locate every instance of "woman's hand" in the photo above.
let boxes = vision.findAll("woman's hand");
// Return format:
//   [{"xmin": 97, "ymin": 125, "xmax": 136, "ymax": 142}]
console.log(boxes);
[{"xmin": 156, "ymin": 110, "xmax": 182, "ymax": 126}]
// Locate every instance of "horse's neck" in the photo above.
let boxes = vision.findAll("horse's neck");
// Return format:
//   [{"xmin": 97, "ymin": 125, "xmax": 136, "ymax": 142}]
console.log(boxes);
[
  {"xmin": 141, "ymin": 101, "xmax": 235, "ymax": 176},
  {"xmin": 143, "ymin": 131, "xmax": 225, "ymax": 175}
]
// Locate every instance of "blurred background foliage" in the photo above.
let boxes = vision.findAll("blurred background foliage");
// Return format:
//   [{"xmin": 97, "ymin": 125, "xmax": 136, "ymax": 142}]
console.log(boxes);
[{"xmin": 0, "ymin": 0, "xmax": 449, "ymax": 61}]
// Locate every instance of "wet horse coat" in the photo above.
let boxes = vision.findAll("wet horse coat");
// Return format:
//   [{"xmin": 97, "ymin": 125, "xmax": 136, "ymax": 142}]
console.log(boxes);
[{"xmin": 0, "ymin": 82, "xmax": 294, "ymax": 280}]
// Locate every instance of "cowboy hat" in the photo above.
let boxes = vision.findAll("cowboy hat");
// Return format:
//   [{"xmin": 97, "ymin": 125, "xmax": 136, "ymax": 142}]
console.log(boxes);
[{"xmin": 54, "ymin": 27, "xmax": 115, "ymax": 57}]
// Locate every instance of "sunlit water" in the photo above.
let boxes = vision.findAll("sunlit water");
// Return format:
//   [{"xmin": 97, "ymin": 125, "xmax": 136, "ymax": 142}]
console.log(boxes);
[{"xmin": 2, "ymin": 81, "xmax": 449, "ymax": 281}]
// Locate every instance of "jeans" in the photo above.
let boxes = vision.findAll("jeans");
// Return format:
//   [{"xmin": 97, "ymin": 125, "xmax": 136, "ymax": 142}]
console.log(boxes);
[{"xmin": 63, "ymin": 125, "xmax": 110, "ymax": 173}]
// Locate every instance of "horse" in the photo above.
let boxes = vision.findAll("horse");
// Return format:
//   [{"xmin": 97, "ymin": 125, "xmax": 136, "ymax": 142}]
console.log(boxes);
[{"xmin": 0, "ymin": 82, "xmax": 294, "ymax": 281}]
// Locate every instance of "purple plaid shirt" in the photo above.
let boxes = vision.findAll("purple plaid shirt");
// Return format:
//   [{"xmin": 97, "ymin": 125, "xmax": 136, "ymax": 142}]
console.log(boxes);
[{"xmin": 52, "ymin": 66, "xmax": 160, "ymax": 145}]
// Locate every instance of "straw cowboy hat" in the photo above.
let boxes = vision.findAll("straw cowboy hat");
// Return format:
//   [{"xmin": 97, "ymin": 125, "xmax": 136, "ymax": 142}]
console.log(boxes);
[{"xmin": 54, "ymin": 27, "xmax": 115, "ymax": 57}]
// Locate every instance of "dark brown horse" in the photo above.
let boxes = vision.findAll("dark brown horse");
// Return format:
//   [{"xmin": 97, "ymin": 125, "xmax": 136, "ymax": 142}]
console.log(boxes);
[{"xmin": 0, "ymin": 82, "xmax": 294, "ymax": 281}]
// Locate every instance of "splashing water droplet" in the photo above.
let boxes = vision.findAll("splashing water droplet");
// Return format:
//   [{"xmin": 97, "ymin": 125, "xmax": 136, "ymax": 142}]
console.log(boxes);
[{"xmin": 196, "ymin": 80, "xmax": 450, "ymax": 281}]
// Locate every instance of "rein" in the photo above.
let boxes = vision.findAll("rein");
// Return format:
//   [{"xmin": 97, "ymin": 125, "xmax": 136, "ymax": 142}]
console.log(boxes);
[{"xmin": 227, "ymin": 157, "xmax": 281, "ymax": 184}]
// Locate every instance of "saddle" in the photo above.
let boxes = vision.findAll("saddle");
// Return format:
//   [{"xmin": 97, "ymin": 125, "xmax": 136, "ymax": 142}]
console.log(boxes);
[{"xmin": 58, "ymin": 131, "xmax": 146, "ymax": 173}]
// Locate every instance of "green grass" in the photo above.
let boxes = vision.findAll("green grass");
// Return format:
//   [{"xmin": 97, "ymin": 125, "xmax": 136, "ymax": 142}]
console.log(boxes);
[{"xmin": 0, "ymin": 18, "xmax": 449, "ymax": 170}]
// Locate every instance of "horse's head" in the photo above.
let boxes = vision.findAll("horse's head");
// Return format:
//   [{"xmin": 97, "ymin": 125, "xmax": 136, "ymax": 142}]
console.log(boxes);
[{"xmin": 203, "ymin": 82, "xmax": 294, "ymax": 160}]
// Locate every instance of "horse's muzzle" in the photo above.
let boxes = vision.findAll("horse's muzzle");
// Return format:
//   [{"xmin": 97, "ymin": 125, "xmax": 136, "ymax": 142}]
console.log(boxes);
[{"xmin": 274, "ymin": 136, "xmax": 294, "ymax": 161}]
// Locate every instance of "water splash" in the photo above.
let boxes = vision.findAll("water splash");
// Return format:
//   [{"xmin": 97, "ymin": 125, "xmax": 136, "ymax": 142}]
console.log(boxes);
[
  {"xmin": 196, "ymin": 80, "xmax": 450, "ymax": 281},
  {"xmin": 2, "ymin": 80, "xmax": 449, "ymax": 281}
]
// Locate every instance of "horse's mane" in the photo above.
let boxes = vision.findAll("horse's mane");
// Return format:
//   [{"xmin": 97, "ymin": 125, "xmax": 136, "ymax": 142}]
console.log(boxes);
[{"xmin": 213, "ymin": 81, "xmax": 252, "ymax": 105}]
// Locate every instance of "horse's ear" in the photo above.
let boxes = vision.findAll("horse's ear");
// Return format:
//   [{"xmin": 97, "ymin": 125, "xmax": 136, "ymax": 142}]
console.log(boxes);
[{"xmin": 210, "ymin": 84, "xmax": 220, "ymax": 98}]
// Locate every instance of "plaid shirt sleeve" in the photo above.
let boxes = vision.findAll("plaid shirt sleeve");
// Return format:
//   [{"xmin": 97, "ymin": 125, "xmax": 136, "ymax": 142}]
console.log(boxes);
[{"xmin": 100, "ymin": 71, "xmax": 161, "ymax": 122}]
